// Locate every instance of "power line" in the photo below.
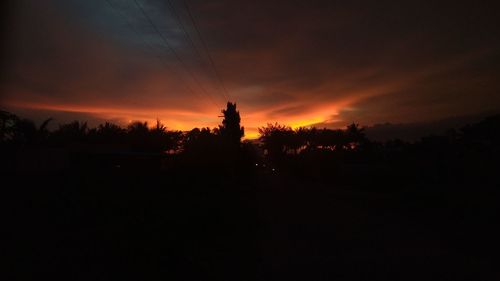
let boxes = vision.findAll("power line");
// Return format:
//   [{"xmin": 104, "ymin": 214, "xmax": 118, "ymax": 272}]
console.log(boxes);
[
  {"xmin": 104, "ymin": 0, "xmax": 205, "ymax": 104},
  {"xmin": 166, "ymin": 0, "xmax": 229, "ymax": 102},
  {"xmin": 133, "ymin": 0, "xmax": 221, "ymax": 107},
  {"xmin": 165, "ymin": 1, "xmax": 205, "ymax": 67},
  {"xmin": 181, "ymin": 0, "xmax": 231, "ymax": 102}
]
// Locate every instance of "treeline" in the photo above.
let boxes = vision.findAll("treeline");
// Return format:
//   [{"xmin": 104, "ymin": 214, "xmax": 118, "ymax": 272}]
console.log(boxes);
[
  {"xmin": 0, "ymin": 110, "xmax": 369, "ymax": 154},
  {"xmin": 257, "ymin": 115, "xmax": 500, "ymax": 187},
  {"xmin": 0, "ymin": 114, "xmax": 183, "ymax": 153},
  {"xmin": 2, "ymin": 108, "xmax": 500, "ymax": 184},
  {"xmin": 0, "ymin": 103, "xmax": 250, "ymax": 172},
  {"xmin": 258, "ymin": 123, "xmax": 367, "ymax": 157},
  {"xmin": 0, "ymin": 111, "xmax": 242, "ymax": 154},
  {"xmin": 0, "ymin": 109, "xmax": 367, "ymax": 160}
]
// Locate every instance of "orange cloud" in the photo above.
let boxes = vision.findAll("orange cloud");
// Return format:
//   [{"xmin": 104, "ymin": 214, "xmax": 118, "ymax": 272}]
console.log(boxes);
[{"xmin": 2, "ymin": 0, "xmax": 500, "ymax": 140}]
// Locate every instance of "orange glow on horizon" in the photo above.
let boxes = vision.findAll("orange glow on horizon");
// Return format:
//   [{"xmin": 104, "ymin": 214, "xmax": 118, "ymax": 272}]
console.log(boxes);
[
  {"xmin": 4, "ymin": 99, "xmax": 355, "ymax": 139},
  {"xmin": 3, "ymin": 82, "xmax": 386, "ymax": 140},
  {"xmin": 3, "ymin": 0, "xmax": 497, "ymax": 144},
  {"xmin": 3, "ymin": 89, "xmax": 374, "ymax": 140}
]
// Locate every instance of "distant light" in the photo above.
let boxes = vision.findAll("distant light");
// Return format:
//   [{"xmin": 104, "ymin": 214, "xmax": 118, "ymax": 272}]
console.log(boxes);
[
  {"xmin": 272, "ymin": 168, "xmax": 275, "ymax": 172},
  {"xmin": 255, "ymin": 163, "xmax": 259, "ymax": 166}
]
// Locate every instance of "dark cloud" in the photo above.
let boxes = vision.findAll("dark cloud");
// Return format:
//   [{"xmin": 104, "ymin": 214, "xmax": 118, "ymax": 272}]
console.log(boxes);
[{"xmin": 1, "ymin": 0, "xmax": 500, "ymax": 137}]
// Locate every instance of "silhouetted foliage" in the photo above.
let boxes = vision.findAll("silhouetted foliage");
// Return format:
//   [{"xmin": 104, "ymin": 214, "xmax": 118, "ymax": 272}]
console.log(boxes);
[
  {"xmin": 258, "ymin": 123, "xmax": 294, "ymax": 162},
  {"xmin": 90, "ymin": 122, "xmax": 126, "ymax": 143},
  {"xmin": 51, "ymin": 120, "xmax": 88, "ymax": 144},
  {"xmin": 0, "ymin": 107, "xmax": 498, "ymax": 184},
  {"xmin": 0, "ymin": 110, "xmax": 18, "ymax": 143},
  {"xmin": 219, "ymin": 102, "xmax": 244, "ymax": 145},
  {"xmin": 3, "ymin": 108, "xmax": 500, "ymax": 281},
  {"xmin": 258, "ymin": 123, "xmax": 367, "ymax": 160},
  {"xmin": 0, "ymin": 111, "xmax": 52, "ymax": 145},
  {"xmin": 181, "ymin": 127, "xmax": 221, "ymax": 163},
  {"xmin": 345, "ymin": 123, "xmax": 367, "ymax": 149},
  {"xmin": 126, "ymin": 121, "xmax": 149, "ymax": 150}
]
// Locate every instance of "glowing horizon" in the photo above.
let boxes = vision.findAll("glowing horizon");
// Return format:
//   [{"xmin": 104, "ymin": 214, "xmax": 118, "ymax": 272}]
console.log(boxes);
[
  {"xmin": 2, "ymin": 1, "xmax": 499, "ymax": 138},
  {"xmin": 2, "ymin": 99, "xmax": 351, "ymax": 139}
]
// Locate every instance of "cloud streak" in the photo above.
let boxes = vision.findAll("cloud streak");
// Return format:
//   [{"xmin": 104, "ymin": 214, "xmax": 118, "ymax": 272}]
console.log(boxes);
[{"xmin": 1, "ymin": 0, "xmax": 500, "ymax": 137}]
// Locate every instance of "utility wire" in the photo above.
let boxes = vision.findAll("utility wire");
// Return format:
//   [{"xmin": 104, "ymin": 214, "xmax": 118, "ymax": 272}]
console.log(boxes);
[
  {"xmin": 133, "ymin": 0, "xmax": 221, "ymax": 107},
  {"xmin": 104, "ymin": 0, "xmax": 206, "ymax": 104},
  {"xmin": 181, "ymin": 0, "xmax": 231, "ymax": 102},
  {"xmin": 166, "ymin": 0, "xmax": 229, "ymax": 102},
  {"xmin": 165, "ymin": 1, "xmax": 205, "ymax": 68}
]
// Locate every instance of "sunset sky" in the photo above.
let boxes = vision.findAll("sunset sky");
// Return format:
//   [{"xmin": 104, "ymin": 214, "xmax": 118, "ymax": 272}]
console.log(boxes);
[{"xmin": 1, "ymin": 0, "xmax": 500, "ymax": 138}]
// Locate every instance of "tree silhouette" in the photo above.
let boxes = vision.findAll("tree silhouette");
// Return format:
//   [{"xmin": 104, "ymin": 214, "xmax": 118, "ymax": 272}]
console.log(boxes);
[
  {"xmin": 12, "ymin": 118, "xmax": 37, "ymax": 144},
  {"xmin": 3, "ymin": 107, "xmax": 499, "ymax": 190},
  {"xmin": 126, "ymin": 121, "xmax": 148, "ymax": 151},
  {"xmin": 50, "ymin": 121, "xmax": 88, "ymax": 145},
  {"xmin": 87, "ymin": 122, "xmax": 126, "ymax": 148},
  {"xmin": 181, "ymin": 127, "xmax": 222, "ymax": 165},
  {"xmin": 258, "ymin": 123, "xmax": 293, "ymax": 162},
  {"xmin": 345, "ymin": 123, "xmax": 366, "ymax": 150},
  {"xmin": 184, "ymin": 127, "xmax": 218, "ymax": 149},
  {"xmin": 219, "ymin": 102, "xmax": 244, "ymax": 145},
  {"xmin": 0, "ymin": 111, "xmax": 52, "ymax": 145},
  {"xmin": 126, "ymin": 120, "xmax": 180, "ymax": 153},
  {"xmin": 0, "ymin": 111, "xmax": 18, "ymax": 143},
  {"xmin": 150, "ymin": 119, "xmax": 183, "ymax": 153},
  {"xmin": 91, "ymin": 122, "xmax": 126, "ymax": 143},
  {"xmin": 38, "ymin": 118, "xmax": 53, "ymax": 141},
  {"xmin": 127, "ymin": 121, "xmax": 149, "ymax": 136}
]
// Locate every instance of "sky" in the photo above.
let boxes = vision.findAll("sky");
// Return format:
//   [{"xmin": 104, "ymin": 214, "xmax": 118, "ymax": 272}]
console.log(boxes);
[{"xmin": 1, "ymin": 0, "xmax": 500, "ymax": 138}]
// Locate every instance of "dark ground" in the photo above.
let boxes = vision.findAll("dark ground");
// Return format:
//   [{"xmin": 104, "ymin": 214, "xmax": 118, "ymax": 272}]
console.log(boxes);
[{"xmin": 4, "ymin": 166, "xmax": 499, "ymax": 281}]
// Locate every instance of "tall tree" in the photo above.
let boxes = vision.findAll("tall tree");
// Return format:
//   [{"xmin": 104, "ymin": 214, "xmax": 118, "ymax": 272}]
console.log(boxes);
[
  {"xmin": 219, "ymin": 102, "xmax": 244, "ymax": 144},
  {"xmin": 258, "ymin": 123, "xmax": 293, "ymax": 160}
]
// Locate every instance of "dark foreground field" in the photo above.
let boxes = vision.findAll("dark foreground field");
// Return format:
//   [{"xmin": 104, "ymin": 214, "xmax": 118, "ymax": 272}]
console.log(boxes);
[{"xmin": 4, "ymin": 167, "xmax": 499, "ymax": 281}]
